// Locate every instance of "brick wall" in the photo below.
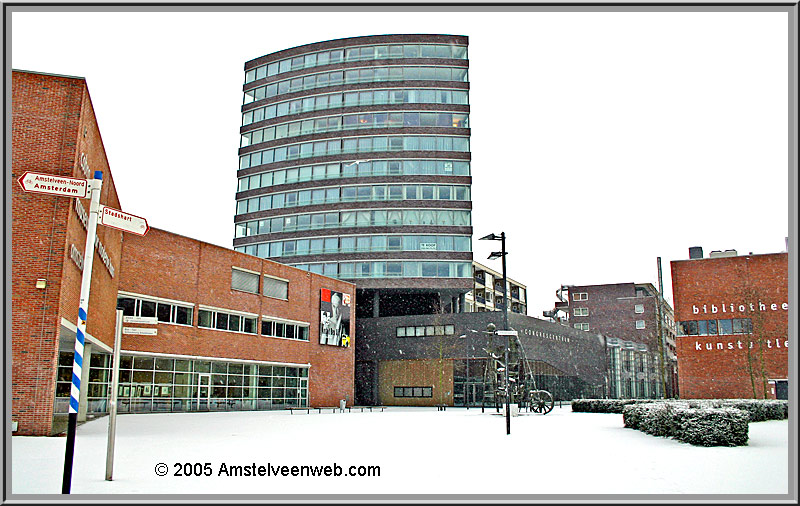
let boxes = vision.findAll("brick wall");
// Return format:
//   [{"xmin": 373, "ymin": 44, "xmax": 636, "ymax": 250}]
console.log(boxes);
[
  {"xmin": 670, "ymin": 253, "xmax": 788, "ymax": 398},
  {"xmin": 11, "ymin": 71, "xmax": 123, "ymax": 435},
  {"xmin": 12, "ymin": 70, "xmax": 355, "ymax": 436},
  {"xmin": 117, "ymin": 228, "xmax": 356, "ymax": 407}
]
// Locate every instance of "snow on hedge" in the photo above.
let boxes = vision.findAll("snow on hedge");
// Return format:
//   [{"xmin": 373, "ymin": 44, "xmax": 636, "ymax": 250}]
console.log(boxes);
[{"xmin": 571, "ymin": 398, "xmax": 787, "ymax": 447}]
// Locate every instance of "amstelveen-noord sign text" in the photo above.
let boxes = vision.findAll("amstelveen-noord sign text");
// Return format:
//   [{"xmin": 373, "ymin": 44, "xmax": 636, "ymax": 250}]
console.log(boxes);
[{"xmin": 17, "ymin": 172, "xmax": 88, "ymax": 198}]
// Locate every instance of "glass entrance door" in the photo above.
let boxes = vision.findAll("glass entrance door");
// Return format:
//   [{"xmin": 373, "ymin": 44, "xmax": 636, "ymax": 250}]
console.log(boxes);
[
  {"xmin": 466, "ymin": 383, "xmax": 484, "ymax": 407},
  {"xmin": 197, "ymin": 373, "xmax": 211, "ymax": 410}
]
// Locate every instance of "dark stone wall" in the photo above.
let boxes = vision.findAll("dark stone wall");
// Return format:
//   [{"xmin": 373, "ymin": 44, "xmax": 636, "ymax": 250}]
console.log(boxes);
[{"xmin": 355, "ymin": 311, "xmax": 607, "ymax": 404}]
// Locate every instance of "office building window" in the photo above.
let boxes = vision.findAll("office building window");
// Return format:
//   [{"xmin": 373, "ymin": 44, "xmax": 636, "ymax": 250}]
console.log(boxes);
[
  {"xmin": 198, "ymin": 308, "xmax": 258, "ymax": 334},
  {"xmin": 232, "ymin": 268, "xmax": 260, "ymax": 294},
  {"xmin": 261, "ymin": 319, "xmax": 310, "ymax": 341},
  {"xmin": 117, "ymin": 293, "xmax": 194, "ymax": 326},
  {"xmin": 393, "ymin": 386, "xmax": 433, "ymax": 398},
  {"xmin": 263, "ymin": 276, "xmax": 289, "ymax": 300}
]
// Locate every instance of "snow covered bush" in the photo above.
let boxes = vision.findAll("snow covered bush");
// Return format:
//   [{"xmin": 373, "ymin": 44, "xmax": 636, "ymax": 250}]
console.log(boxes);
[
  {"xmin": 672, "ymin": 407, "xmax": 749, "ymax": 447},
  {"xmin": 719, "ymin": 399, "xmax": 787, "ymax": 422},
  {"xmin": 623, "ymin": 402, "xmax": 750, "ymax": 446},
  {"xmin": 579, "ymin": 398, "xmax": 784, "ymax": 447},
  {"xmin": 571, "ymin": 399, "xmax": 640, "ymax": 413},
  {"xmin": 622, "ymin": 402, "xmax": 687, "ymax": 435}
]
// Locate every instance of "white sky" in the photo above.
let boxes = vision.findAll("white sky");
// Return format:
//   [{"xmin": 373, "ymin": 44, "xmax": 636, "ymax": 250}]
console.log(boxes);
[
  {"xmin": 10, "ymin": 8, "xmax": 791, "ymax": 316},
  {"xmin": 11, "ymin": 407, "xmax": 789, "ymax": 495}
]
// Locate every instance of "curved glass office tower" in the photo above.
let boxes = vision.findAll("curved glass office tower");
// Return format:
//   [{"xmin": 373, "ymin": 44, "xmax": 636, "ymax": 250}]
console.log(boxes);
[{"xmin": 234, "ymin": 34, "xmax": 473, "ymax": 317}]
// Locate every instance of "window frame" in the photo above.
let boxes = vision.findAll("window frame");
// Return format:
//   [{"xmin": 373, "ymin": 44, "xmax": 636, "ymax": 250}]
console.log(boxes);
[
  {"xmin": 116, "ymin": 292, "xmax": 195, "ymax": 327},
  {"xmin": 231, "ymin": 267, "xmax": 261, "ymax": 294}
]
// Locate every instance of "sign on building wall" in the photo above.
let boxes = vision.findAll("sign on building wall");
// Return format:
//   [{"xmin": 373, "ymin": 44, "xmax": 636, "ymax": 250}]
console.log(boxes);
[{"xmin": 320, "ymin": 289, "xmax": 351, "ymax": 347}]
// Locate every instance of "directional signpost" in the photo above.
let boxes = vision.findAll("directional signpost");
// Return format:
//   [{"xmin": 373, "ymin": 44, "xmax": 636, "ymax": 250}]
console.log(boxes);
[
  {"xmin": 99, "ymin": 205, "xmax": 149, "ymax": 236},
  {"xmin": 17, "ymin": 171, "xmax": 88, "ymax": 198},
  {"xmin": 17, "ymin": 168, "xmax": 149, "ymax": 493}
]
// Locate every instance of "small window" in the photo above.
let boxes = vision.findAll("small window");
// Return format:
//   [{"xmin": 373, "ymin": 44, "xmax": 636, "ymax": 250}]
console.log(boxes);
[
  {"xmin": 574, "ymin": 307, "xmax": 588, "ymax": 317},
  {"xmin": 232, "ymin": 268, "xmax": 259, "ymax": 294},
  {"xmin": 573, "ymin": 292, "xmax": 588, "ymax": 301},
  {"xmin": 198, "ymin": 309, "xmax": 213, "ymax": 328},
  {"xmin": 263, "ymin": 276, "xmax": 288, "ymax": 300},
  {"xmin": 634, "ymin": 304, "xmax": 645, "ymax": 314},
  {"xmin": 573, "ymin": 323, "xmax": 589, "ymax": 331},
  {"xmin": 635, "ymin": 320, "xmax": 646, "ymax": 329}
]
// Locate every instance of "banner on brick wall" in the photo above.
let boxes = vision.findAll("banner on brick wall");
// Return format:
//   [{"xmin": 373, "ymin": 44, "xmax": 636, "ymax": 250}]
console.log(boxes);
[{"xmin": 320, "ymin": 289, "xmax": 351, "ymax": 347}]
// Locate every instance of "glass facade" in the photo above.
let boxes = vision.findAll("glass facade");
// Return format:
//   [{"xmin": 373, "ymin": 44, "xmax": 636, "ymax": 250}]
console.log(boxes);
[
  {"xmin": 235, "ymin": 209, "xmax": 472, "ymax": 241},
  {"xmin": 239, "ymin": 135, "xmax": 470, "ymax": 170},
  {"xmin": 243, "ymin": 66, "xmax": 468, "ymax": 104},
  {"xmin": 241, "ymin": 111, "xmax": 469, "ymax": 147},
  {"xmin": 54, "ymin": 351, "xmax": 309, "ymax": 415},
  {"xmin": 605, "ymin": 339, "xmax": 660, "ymax": 399},
  {"xmin": 236, "ymin": 35, "xmax": 472, "ymax": 286},
  {"xmin": 242, "ymin": 88, "xmax": 469, "ymax": 126},
  {"xmin": 238, "ymin": 160, "xmax": 471, "ymax": 193},
  {"xmin": 244, "ymin": 43, "xmax": 467, "ymax": 84}
]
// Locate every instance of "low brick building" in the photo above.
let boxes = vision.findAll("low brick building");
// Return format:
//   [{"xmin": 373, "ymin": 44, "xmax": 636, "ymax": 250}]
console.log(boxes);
[
  {"xmin": 12, "ymin": 70, "xmax": 355, "ymax": 436},
  {"xmin": 670, "ymin": 247, "xmax": 788, "ymax": 399},
  {"xmin": 355, "ymin": 312, "xmax": 607, "ymax": 407}
]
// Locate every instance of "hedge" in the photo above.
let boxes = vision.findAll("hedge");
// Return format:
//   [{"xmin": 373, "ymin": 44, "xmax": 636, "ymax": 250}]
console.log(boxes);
[
  {"xmin": 572, "ymin": 398, "xmax": 788, "ymax": 420},
  {"xmin": 573, "ymin": 398, "xmax": 787, "ymax": 447},
  {"xmin": 570, "ymin": 399, "xmax": 646, "ymax": 413}
]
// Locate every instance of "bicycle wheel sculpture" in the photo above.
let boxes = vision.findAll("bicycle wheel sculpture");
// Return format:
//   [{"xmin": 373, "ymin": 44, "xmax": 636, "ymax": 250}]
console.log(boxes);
[
  {"xmin": 480, "ymin": 330, "xmax": 554, "ymax": 415},
  {"xmin": 529, "ymin": 389, "xmax": 554, "ymax": 414}
]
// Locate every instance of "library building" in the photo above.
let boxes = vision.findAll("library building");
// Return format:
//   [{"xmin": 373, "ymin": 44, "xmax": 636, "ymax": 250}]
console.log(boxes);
[
  {"xmin": 11, "ymin": 70, "xmax": 355, "ymax": 436},
  {"xmin": 670, "ymin": 246, "xmax": 789, "ymax": 399}
]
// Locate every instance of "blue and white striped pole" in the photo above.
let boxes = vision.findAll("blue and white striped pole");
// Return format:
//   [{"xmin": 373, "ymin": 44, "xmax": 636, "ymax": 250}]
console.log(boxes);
[{"xmin": 62, "ymin": 170, "xmax": 102, "ymax": 494}]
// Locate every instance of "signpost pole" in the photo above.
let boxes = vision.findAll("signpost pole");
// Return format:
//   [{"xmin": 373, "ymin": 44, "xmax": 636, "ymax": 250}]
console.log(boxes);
[
  {"xmin": 105, "ymin": 310, "xmax": 123, "ymax": 481},
  {"xmin": 62, "ymin": 171, "xmax": 102, "ymax": 494}
]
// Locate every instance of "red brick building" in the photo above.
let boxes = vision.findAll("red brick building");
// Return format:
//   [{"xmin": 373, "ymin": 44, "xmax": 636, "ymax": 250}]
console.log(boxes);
[
  {"xmin": 12, "ymin": 70, "xmax": 355, "ymax": 436},
  {"xmin": 547, "ymin": 282, "xmax": 678, "ymax": 399},
  {"xmin": 670, "ymin": 247, "xmax": 788, "ymax": 399}
]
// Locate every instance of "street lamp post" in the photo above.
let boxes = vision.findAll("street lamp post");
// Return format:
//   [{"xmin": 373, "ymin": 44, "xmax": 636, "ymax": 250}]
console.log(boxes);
[{"xmin": 480, "ymin": 232, "xmax": 510, "ymax": 435}]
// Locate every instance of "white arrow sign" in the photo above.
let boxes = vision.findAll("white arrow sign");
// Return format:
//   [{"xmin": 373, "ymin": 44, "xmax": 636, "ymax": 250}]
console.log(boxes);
[
  {"xmin": 123, "ymin": 316, "xmax": 158, "ymax": 324},
  {"xmin": 122, "ymin": 327, "xmax": 158, "ymax": 336},
  {"xmin": 17, "ymin": 171, "xmax": 88, "ymax": 198},
  {"xmin": 99, "ymin": 205, "xmax": 149, "ymax": 236}
]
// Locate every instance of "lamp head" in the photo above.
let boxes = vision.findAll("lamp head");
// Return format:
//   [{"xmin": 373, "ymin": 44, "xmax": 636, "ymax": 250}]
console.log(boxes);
[
  {"xmin": 479, "ymin": 233, "xmax": 500, "ymax": 241},
  {"xmin": 486, "ymin": 322, "xmax": 497, "ymax": 333}
]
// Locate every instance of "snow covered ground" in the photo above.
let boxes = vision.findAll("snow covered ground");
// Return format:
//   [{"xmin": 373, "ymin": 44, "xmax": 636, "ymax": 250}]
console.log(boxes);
[{"xmin": 11, "ymin": 405, "xmax": 789, "ymax": 497}]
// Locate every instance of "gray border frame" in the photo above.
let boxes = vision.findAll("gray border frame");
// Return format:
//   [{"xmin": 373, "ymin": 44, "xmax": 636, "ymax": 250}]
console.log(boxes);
[{"xmin": 5, "ymin": 2, "xmax": 797, "ymax": 504}]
